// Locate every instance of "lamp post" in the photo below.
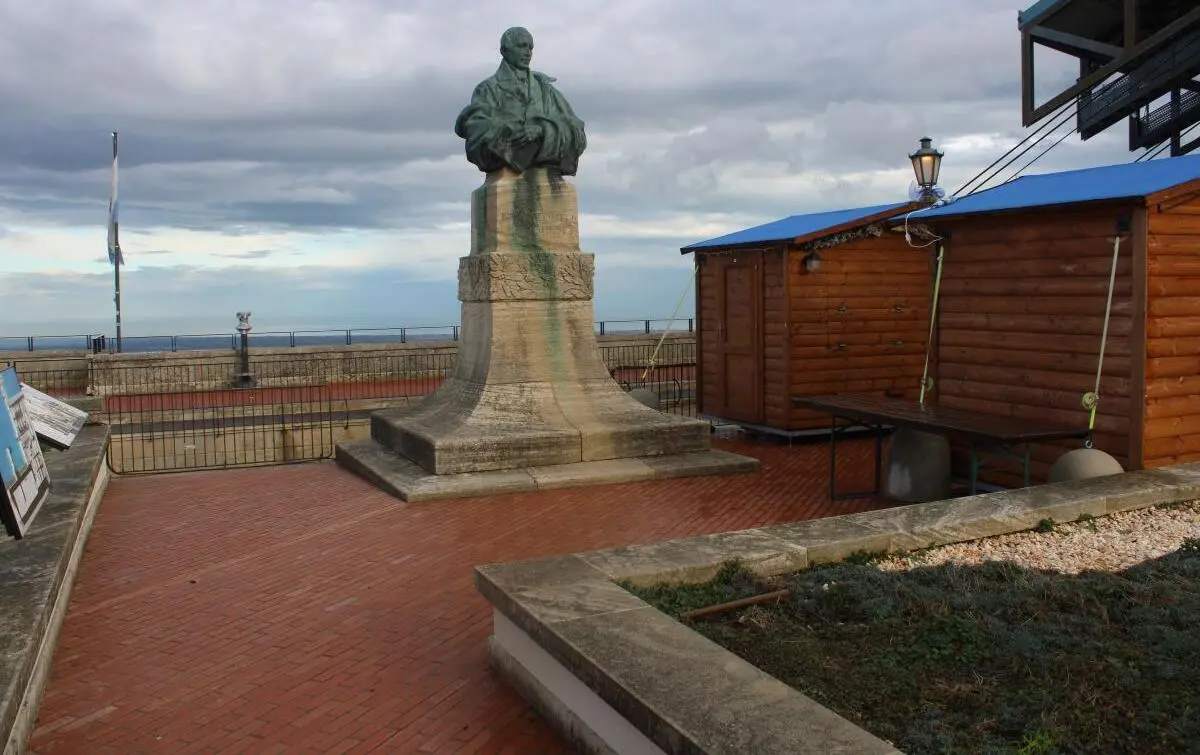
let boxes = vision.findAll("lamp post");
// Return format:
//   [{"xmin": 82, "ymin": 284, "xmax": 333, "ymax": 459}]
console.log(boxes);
[
  {"xmin": 235, "ymin": 312, "xmax": 255, "ymax": 389},
  {"xmin": 909, "ymin": 136, "xmax": 944, "ymax": 205}
]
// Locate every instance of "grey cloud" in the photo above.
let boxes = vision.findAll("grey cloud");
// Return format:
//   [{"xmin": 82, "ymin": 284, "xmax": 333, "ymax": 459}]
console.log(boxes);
[
  {"xmin": 0, "ymin": 0, "xmax": 1151, "ymax": 277},
  {"xmin": 214, "ymin": 249, "xmax": 275, "ymax": 260}
]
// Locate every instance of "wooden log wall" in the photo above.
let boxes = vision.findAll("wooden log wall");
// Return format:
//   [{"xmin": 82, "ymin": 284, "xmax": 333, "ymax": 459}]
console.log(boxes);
[
  {"xmin": 933, "ymin": 205, "xmax": 1136, "ymax": 487},
  {"xmin": 697, "ymin": 252, "xmax": 719, "ymax": 417},
  {"xmin": 1144, "ymin": 193, "xmax": 1200, "ymax": 467},
  {"xmin": 786, "ymin": 233, "xmax": 932, "ymax": 430},
  {"xmin": 762, "ymin": 248, "xmax": 790, "ymax": 428}
]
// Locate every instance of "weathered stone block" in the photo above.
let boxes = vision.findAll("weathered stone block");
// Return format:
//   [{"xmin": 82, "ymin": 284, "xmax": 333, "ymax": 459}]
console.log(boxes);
[
  {"xmin": 458, "ymin": 253, "xmax": 594, "ymax": 302},
  {"xmin": 470, "ymin": 168, "xmax": 581, "ymax": 256}
]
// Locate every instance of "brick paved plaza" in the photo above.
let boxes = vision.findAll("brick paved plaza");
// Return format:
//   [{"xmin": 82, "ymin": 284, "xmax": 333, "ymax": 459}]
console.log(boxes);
[{"xmin": 29, "ymin": 436, "xmax": 886, "ymax": 754}]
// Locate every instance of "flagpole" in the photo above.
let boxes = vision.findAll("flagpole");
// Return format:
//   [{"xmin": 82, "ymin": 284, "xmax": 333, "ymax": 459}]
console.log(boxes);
[{"xmin": 108, "ymin": 131, "xmax": 123, "ymax": 352}]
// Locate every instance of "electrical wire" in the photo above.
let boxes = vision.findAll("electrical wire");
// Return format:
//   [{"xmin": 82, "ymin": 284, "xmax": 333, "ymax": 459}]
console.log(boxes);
[
  {"xmin": 999, "ymin": 125, "xmax": 1077, "ymax": 185},
  {"xmin": 952, "ymin": 97, "xmax": 1077, "ymax": 197},
  {"xmin": 966, "ymin": 103, "xmax": 1080, "ymax": 195},
  {"xmin": 1135, "ymin": 120, "xmax": 1200, "ymax": 162}
]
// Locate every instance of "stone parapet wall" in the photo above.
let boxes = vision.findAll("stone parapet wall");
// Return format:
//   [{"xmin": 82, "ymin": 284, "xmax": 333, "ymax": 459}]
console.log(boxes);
[{"xmin": 4, "ymin": 332, "xmax": 692, "ymax": 398}]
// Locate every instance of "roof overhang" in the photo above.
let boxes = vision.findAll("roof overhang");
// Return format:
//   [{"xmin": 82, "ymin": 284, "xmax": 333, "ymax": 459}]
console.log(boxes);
[{"xmin": 680, "ymin": 201, "xmax": 923, "ymax": 255}]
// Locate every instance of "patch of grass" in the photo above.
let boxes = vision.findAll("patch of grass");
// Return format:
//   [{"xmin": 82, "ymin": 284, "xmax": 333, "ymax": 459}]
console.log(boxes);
[
  {"xmin": 633, "ymin": 546, "xmax": 1200, "ymax": 754},
  {"xmin": 1034, "ymin": 517, "xmax": 1056, "ymax": 533},
  {"xmin": 1074, "ymin": 512, "xmax": 1098, "ymax": 532},
  {"xmin": 619, "ymin": 559, "xmax": 769, "ymax": 617}
]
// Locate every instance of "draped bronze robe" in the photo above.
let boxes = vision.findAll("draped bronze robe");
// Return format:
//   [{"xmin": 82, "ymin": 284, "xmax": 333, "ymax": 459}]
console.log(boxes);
[{"xmin": 454, "ymin": 61, "xmax": 587, "ymax": 176}]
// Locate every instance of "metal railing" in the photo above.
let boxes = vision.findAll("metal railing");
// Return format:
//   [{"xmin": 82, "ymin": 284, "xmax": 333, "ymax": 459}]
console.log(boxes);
[
  {"xmin": 0, "ymin": 318, "xmax": 696, "ymax": 353},
  {"xmin": 3, "ymin": 339, "xmax": 697, "ymax": 474}
]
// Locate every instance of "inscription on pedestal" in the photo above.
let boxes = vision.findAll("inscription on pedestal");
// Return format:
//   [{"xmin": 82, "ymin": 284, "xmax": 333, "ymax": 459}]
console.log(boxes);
[
  {"xmin": 499, "ymin": 209, "xmax": 579, "ymax": 248},
  {"xmin": 458, "ymin": 253, "xmax": 594, "ymax": 302}
]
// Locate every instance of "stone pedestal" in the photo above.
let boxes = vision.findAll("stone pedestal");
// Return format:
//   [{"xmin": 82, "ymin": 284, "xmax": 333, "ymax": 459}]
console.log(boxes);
[{"xmin": 337, "ymin": 168, "xmax": 758, "ymax": 501}]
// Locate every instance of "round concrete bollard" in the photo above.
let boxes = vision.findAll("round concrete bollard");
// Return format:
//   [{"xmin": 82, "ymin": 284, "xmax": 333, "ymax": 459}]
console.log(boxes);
[
  {"xmin": 884, "ymin": 427, "xmax": 953, "ymax": 503},
  {"xmin": 628, "ymin": 387, "xmax": 661, "ymax": 411},
  {"xmin": 1047, "ymin": 447, "xmax": 1124, "ymax": 484}
]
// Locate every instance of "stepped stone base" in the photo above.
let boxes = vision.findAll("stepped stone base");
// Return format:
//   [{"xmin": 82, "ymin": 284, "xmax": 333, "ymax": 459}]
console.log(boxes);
[
  {"xmin": 336, "ymin": 166, "xmax": 760, "ymax": 501},
  {"xmin": 336, "ymin": 438, "xmax": 759, "ymax": 502}
]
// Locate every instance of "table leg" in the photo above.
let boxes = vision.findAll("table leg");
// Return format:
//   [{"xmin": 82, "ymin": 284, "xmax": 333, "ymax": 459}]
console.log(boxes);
[
  {"xmin": 969, "ymin": 441, "xmax": 979, "ymax": 495},
  {"xmin": 873, "ymin": 424, "xmax": 883, "ymax": 495},
  {"xmin": 829, "ymin": 415, "xmax": 838, "ymax": 498},
  {"xmin": 1022, "ymin": 444, "xmax": 1032, "ymax": 488}
]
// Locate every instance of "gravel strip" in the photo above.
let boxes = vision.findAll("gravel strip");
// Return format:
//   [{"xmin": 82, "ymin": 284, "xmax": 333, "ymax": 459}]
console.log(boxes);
[{"xmin": 874, "ymin": 501, "xmax": 1200, "ymax": 575}]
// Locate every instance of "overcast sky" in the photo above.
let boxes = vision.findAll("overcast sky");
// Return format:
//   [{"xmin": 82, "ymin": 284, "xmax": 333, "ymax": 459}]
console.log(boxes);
[{"xmin": 0, "ymin": 0, "xmax": 1145, "ymax": 335}]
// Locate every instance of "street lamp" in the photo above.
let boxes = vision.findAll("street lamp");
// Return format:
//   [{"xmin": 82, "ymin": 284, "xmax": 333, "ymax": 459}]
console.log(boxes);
[{"xmin": 909, "ymin": 136, "xmax": 944, "ymax": 205}]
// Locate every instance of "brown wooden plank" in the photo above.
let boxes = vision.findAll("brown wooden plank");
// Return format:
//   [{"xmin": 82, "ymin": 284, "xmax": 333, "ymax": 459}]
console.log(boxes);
[
  {"xmin": 791, "ymin": 297, "xmax": 930, "ymax": 313},
  {"xmin": 940, "ymin": 238, "xmax": 1135, "ymax": 262},
  {"xmin": 790, "ymin": 378, "xmax": 924, "ymax": 396},
  {"xmin": 939, "ymin": 348, "xmax": 1128, "ymax": 375},
  {"xmin": 939, "ymin": 330, "xmax": 1130, "ymax": 357},
  {"xmin": 1143, "ymin": 450, "xmax": 1200, "ymax": 468},
  {"xmin": 935, "ymin": 365, "xmax": 1128, "ymax": 397},
  {"xmin": 785, "ymin": 284, "xmax": 931, "ymax": 299},
  {"xmin": 1150, "ymin": 297, "xmax": 1200, "ymax": 318},
  {"xmin": 1144, "ymin": 414, "xmax": 1200, "ymax": 440},
  {"xmin": 790, "ymin": 327, "xmax": 928, "ymax": 344},
  {"xmin": 1146, "ymin": 355, "xmax": 1200, "ymax": 380},
  {"xmin": 1147, "ymin": 213, "xmax": 1200, "ymax": 236},
  {"xmin": 1142, "ymin": 254, "xmax": 1200, "ymax": 278},
  {"xmin": 1145, "ymin": 394, "xmax": 1200, "ymax": 420},
  {"xmin": 937, "ymin": 212, "xmax": 1128, "ymax": 245},
  {"xmin": 1146, "ymin": 316, "xmax": 1200, "ymax": 338},
  {"xmin": 939, "ymin": 312, "xmax": 1131, "ymax": 337},
  {"xmin": 1147, "ymin": 235, "xmax": 1200, "ymax": 254},
  {"xmin": 1144, "ymin": 432, "xmax": 1200, "ymax": 461},
  {"xmin": 940, "ymin": 277, "xmax": 1132, "ymax": 297},
  {"xmin": 1147, "ymin": 277, "xmax": 1200, "ymax": 299},
  {"xmin": 942, "ymin": 256, "xmax": 1133, "ymax": 280},
  {"xmin": 790, "ymin": 312, "xmax": 928, "ymax": 329},
  {"xmin": 1145, "ymin": 375, "xmax": 1200, "ymax": 400},
  {"xmin": 940, "ymin": 295, "xmax": 1129, "ymax": 317},
  {"xmin": 1143, "ymin": 335, "xmax": 1200, "ymax": 356}
]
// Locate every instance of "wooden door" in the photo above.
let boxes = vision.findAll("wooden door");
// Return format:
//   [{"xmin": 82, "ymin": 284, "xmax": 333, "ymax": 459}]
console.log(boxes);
[{"xmin": 710, "ymin": 254, "xmax": 764, "ymax": 424}]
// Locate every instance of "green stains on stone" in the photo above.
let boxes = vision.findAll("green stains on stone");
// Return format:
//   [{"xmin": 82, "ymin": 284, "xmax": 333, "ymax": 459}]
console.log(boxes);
[
  {"xmin": 512, "ymin": 170, "xmax": 567, "ymax": 379},
  {"xmin": 472, "ymin": 186, "xmax": 488, "ymax": 255}
]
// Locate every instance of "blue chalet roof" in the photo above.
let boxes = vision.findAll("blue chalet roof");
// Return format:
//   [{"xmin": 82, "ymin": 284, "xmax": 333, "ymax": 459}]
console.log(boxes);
[
  {"xmin": 921, "ymin": 154, "xmax": 1200, "ymax": 221},
  {"xmin": 680, "ymin": 202, "xmax": 912, "ymax": 253}
]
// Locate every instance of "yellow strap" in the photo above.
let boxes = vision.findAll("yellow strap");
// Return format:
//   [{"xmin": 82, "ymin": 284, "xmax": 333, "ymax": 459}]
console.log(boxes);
[
  {"xmin": 919, "ymin": 243, "xmax": 944, "ymax": 407},
  {"xmin": 642, "ymin": 263, "xmax": 698, "ymax": 382},
  {"xmin": 1082, "ymin": 235, "xmax": 1122, "ymax": 433}
]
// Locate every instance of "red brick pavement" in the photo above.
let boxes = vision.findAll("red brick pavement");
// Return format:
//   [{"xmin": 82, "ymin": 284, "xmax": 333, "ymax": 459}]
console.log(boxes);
[{"xmin": 28, "ymin": 436, "xmax": 889, "ymax": 755}]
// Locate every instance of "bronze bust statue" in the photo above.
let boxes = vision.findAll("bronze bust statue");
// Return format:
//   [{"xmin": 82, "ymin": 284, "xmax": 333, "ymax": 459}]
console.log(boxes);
[{"xmin": 454, "ymin": 27, "xmax": 588, "ymax": 176}]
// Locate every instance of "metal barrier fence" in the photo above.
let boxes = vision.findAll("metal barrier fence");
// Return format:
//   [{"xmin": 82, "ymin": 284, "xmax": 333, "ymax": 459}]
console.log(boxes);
[
  {"xmin": 0, "ymin": 318, "xmax": 697, "ymax": 353},
  {"xmin": 3, "ymin": 340, "xmax": 696, "ymax": 475}
]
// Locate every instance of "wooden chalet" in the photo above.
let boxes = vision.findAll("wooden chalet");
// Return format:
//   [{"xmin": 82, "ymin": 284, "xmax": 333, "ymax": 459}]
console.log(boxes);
[
  {"xmin": 680, "ymin": 201, "xmax": 931, "ymax": 436},
  {"xmin": 683, "ymin": 154, "xmax": 1200, "ymax": 492},
  {"xmin": 917, "ymin": 154, "xmax": 1200, "ymax": 482}
]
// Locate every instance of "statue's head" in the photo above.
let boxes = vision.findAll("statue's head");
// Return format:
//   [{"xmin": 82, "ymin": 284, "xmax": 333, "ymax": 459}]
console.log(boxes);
[{"xmin": 500, "ymin": 27, "xmax": 534, "ymax": 70}]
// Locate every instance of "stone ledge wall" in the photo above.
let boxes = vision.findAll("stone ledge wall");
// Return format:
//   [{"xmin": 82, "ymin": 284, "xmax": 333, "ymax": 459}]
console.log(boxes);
[
  {"xmin": 475, "ymin": 464, "xmax": 1200, "ymax": 754},
  {"xmin": 0, "ymin": 425, "xmax": 111, "ymax": 755}
]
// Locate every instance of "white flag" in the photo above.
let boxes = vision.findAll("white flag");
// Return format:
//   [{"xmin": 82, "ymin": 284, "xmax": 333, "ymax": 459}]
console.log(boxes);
[{"xmin": 107, "ymin": 131, "xmax": 123, "ymax": 266}]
